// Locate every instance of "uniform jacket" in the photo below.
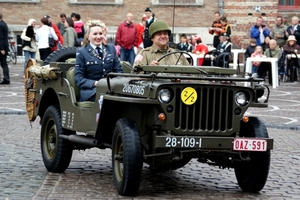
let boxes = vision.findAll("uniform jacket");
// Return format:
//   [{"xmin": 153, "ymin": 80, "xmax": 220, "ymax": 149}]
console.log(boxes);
[
  {"xmin": 216, "ymin": 41, "xmax": 231, "ymax": 54},
  {"xmin": 250, "ymin": 25, "xmax": 270, "ymax": 46},
  {"xmin": 143, "ymin": 16, "xmax": 157, "ymax": 48},
  {"xmin": 74, "ymin": 43, "xmax": 123, "ymax": 102},
  {"xmin": 177, "ymin": 42, "xmax": 192, "ymax": 52},
  {"xmin": 0, "ymin": 20, "xmax": 9, "ymax": 53},
  {"xmin": 134, "ymin": 45, "xmax": 190, "ymax": 67},
  {"xmin": 116, "ymin": 21, "xmax": 139, "ymax": 49}
]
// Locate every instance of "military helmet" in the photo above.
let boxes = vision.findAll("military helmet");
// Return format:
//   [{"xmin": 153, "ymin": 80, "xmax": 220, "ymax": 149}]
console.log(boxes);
[{"xmin": 149, "ymin": 20, "xmax": 171, "ymax": 38}]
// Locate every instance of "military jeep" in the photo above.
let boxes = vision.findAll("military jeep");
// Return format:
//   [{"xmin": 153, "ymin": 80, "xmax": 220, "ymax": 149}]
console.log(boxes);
[{"xmin": 25, "ymin": 47, "xmax": 273, "ymax": 196}]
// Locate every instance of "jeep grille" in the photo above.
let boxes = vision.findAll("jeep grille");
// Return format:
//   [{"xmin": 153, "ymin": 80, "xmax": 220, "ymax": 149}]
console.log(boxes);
[{"xmin": 175, "ymin": 87, "xmax": 233, "ymax": 132}]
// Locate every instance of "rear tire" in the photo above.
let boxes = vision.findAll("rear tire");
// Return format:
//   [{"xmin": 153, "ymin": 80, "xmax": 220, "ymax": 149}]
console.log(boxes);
[
  {"xmin": 41, "ymin": 105, "xmax": 73, "ymax": 173},
  {"xmin": 234, "ymin": 117, "xmax": 271, "ymax": 192},
  {"xmin": 43, "ymin": 47, "xmax": 77, "ymax": 65},
  {"xmin": 112, "ymin": 118, "xmax": 142, "ymax": 196}
]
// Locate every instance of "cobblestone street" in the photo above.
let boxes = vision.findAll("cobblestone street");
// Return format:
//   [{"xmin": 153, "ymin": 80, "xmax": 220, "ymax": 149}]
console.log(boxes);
[{"xmin": 0, "ymin": 63, "xmax": 299, "ymax": 199}]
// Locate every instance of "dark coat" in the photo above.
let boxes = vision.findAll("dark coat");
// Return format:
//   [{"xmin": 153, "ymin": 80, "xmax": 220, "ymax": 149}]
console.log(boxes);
[
  {"xmin": 74, "ymin": 43, "xmax": 123, "ymax": 101},
  {"xmin": 286, "ymin": 25, "xmax": 300, "ymax": 46},
  {"xmin": 0, "ymin": 20, "xmax": 9, "ymax": 53}
]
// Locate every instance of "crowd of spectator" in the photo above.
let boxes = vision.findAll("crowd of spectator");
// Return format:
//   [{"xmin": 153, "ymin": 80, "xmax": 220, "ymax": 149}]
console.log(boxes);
[{"xmin": 8, "ymin": 8, "xmax": 300, "ymax": 85}]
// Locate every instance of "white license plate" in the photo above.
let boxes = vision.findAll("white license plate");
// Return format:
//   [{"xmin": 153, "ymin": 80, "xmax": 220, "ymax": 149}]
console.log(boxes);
[
  {"xmin": 233, "ymin": 138, "xmax": 267, "ymax": 152},
  {"xmin": 165, "ymin": 137, "xmax": 202, "ymax": 148}
]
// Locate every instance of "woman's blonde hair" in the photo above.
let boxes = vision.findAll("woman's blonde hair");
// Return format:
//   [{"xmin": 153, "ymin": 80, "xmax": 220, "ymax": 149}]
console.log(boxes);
[{"xmin": 82, "ymin": 19, "xmax": 107, "ymax": 46}]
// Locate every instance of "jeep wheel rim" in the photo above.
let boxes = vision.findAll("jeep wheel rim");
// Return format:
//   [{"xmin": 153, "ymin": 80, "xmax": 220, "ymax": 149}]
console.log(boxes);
[
  {"xmin": 43, "ymin": 119, "xmax": 57, "ymax": 160},
  {"xmin": 113, "ymin": 134, "xmax": 124, "ymax": 182}
]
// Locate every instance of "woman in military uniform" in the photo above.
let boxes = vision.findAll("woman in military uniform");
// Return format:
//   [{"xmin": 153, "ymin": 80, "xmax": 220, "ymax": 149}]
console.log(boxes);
[{"xmin": 74, "ymin": 20, "xmax": 123, "ymax": 102}]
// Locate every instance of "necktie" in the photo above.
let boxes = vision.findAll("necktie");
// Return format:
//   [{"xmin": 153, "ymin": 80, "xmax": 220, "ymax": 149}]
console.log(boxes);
[{"xmin": 96, "ymin": 46, "xmax": 103, "ymax": 58}]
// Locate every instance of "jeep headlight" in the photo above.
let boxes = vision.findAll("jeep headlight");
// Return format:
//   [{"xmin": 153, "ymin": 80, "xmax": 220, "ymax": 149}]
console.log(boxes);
[
  {"xmin": 235, "ymin": 92, "xmax": 247, "ymax": 106},
  {"xmin": 158, "ymin": 89, "xmax": 172, "ymax": 103}
]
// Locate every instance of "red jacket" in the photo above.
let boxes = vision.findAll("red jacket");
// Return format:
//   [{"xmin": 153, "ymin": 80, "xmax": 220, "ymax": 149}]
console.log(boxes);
[
  {"xmin": 51, "ymin": 23, "xmax": 64, "ymax": 52},
  {"xmin": 116, "ymin": 21, "xmax": 139, "ymax": 49},
  {"xmin": 136, "ymin": 22, "xmax": 145, "ymax": 47}
]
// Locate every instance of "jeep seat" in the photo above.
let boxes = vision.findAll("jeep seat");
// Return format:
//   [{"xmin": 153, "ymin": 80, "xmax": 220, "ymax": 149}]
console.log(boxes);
[
  {"xmin": 66, "ymin": 67, "xmax": 94, "ymax": 108},
  {"xmin": 120, "ymin": 61, "xmax": 132, "ymax": 73}
]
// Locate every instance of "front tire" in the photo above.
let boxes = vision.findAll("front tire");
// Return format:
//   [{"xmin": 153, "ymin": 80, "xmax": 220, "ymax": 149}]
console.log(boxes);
[
  {"xmin": 41, "ymin": 105, "xmax": 73, "ymax": 173},
  {"xmin": 234, "ymin": 117, "xmax": 271, "ymax": 192},
  {"xmin": 112, "ymin": 118, "xmax": 142, "ymax": 196}
]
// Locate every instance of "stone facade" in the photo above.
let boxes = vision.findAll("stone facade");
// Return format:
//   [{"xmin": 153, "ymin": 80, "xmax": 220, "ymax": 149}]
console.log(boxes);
[{"xmin": 0, "ymin": 0, "xmax": 296, "ymax": 50}]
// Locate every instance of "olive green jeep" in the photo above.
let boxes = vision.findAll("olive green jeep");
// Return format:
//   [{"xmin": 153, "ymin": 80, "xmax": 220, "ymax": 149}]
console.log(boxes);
[{"xmin": 25, "ymin": 47, "xmax": 273, "ymax": 196}]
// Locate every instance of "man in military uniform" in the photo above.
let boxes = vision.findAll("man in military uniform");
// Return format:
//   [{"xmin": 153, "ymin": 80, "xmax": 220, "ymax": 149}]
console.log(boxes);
[
  {"xmin": 212, "ymin": 32, "xmax": 232, "ymax": 68},
  {"xmin": 134, "ymin": 20, "xmax": 189, "ymax": 67}
]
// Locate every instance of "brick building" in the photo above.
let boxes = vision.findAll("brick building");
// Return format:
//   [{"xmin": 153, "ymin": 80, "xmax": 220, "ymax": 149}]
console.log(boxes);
[{"xmin": 0, "ymin": 0, "xmax": 298, "ymax": 55}]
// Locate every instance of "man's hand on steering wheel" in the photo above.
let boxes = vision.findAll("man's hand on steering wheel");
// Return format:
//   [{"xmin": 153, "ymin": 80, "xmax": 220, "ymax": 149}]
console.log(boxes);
[{"xmin": 156, "ymin": 51, "xmax": 194, "ymax": 66}]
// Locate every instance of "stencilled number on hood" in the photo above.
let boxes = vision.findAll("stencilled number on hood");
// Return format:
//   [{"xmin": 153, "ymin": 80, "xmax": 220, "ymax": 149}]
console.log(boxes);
[{"xmin": 122, "ymin": 83, "xmax": 145, "ymax": 95}]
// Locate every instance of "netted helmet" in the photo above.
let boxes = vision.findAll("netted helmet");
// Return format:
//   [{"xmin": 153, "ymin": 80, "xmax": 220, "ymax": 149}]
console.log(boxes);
[{"xmin": 149, "ymin": 20, "xmax": 171, "ymax": 38}]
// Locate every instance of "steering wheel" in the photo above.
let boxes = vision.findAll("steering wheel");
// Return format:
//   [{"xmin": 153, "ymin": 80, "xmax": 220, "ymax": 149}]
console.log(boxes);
[{"xmin": 157, "ymin": 51, "xmax": 194, "ymax": 66}]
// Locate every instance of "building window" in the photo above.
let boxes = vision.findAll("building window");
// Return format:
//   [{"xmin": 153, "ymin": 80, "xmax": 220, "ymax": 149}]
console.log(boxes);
[
  {"xmin": 0, "ymin": 0, "xmax": 39, "ymax": 2},
  {"xmin": 152, "ymin": 0, "xmax": 203, "ymax": 6},
  {"xmin": 278, "ymin": 0, "xmax": 300, "ymax": 10},
  {"xmin": 70, "ymin": 0, "xmax": 122, "ymax": 4}
]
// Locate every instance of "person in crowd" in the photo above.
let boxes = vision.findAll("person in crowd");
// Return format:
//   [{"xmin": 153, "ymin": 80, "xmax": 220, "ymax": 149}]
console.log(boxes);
[
  {"xmin": 208, "ymin": 11, "xmax": 222, "ymax": 48},
  {"xmin": 282, "ymin": 15, "xmax": 290, "ymax": 27},
  {"xmin": 45, "ymin": 15, "xmax": 64, "ymax": 51},
  {"xmin": 63, "ymin": 17, "xmax": 77, "ymax": 47},
  {"xmin": 285, "ymin": 16, "xmax": 300, "ymax": 46},
  {"xmin": 282, "ymin": 35, "xmax": 300, "ymax": 82},
  {"xmin": 245, "ymin": 38, "xmax": 257, "ymax": 60},
  {"xmin": 136, "ymin": 15, "xmax": 146, "ymax": 52},
  {"xmin": 177, "ymin": 34, "xmax": 192, "ymax": 52},
  {"xmin": 250, "ymin": 17, "xmax": 270, "ymax": 49},
  {"xmin": 263, "ymin": 35, "xmax": 272, "ymax": 51},
  {"xmin": 72, "ymin": 13, "xmax": 85, "ymax": 45},
  {"xmin": 74, "ymin": 20, "xmax": 123, "ymax": 102},
  {"xmin": 70, "ymin": 13, "xmax": 76, "ymax": 18},
  {"xmin": 187, "ymin": 36, "xmax": 191, "ymax": 45},
  {"xmin": 212, "ymin": 33, "xmax": 232, "ymax": 68},
  {"xmin": 257, "ymin": 39, "xmax": 282, "ymax": 85},
  {"xmin": 35, "ymin": 17, "xmax": 58, "ymax": 61},
  {"xmin": 134, "ymin": 20, "xmax": 189, "ymax": 68},
  {"xmin": 190, "ymin": 35, "xmax": 197, "ymax": 52},
  {"xmin": 21, "ymin": 18, "xmax": 37, "ymax": 76},
  {"xmin": 250, "ymin": 45, "xmax": 264, "ymax": 77},
  {"xmin": 244, "ymin": 38, "xmax": 257, "ymax": 72},
  {"xmin": 220, "ymin": 16, "xmax": 232, "ymax": 41},
  {"xmin": 0, "ymin": 13, "xmax": 9, "ymax": 84},
  {"xmin": 193, "ymin": 36, "xmax": 209, "ymax": 65},
  {"xmin": 271, "ymin": 16, "xmax": 287, "ymax": 47},
  {"xmin": 57, "ymin": 13, "xmax": 67, "ymax": 36},
  {"xmin": 116, "ymin": 13, "xmax": 139, "ymax": 66},
  {"xmin": 143, "ymin": 7, "xmax": 157, "ymax": 48}
]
